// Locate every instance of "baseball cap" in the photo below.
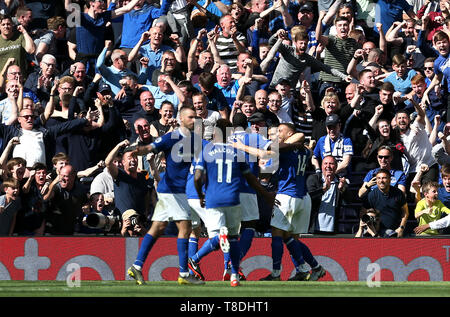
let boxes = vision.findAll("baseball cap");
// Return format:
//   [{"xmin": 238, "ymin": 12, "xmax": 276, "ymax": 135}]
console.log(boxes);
[
  {"xmin": 299, "ymin": 2, "xmax": 313, "ymax": 12},
  {"xmin": 98, "ymin": 83, "xmax": 111, "ymax": 94},
  {"xmin": 122, "ymin": 209, "xmax": 139, "ymax": 221},
  {"xmin": 276, "ymin": 78, "xmax": 291, "ymax": 86},
  {"xmin": 248, "ymin": 112, "xmax": 265, "ymax": 123},
  {"xmin": 325, "ymin": 114, "xmax": 340, "ymax": 126}
]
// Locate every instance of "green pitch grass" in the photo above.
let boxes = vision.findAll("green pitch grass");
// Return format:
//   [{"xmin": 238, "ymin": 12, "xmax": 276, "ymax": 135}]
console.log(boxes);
[{"xmin": 1, "ymin": 281, "xmax": 450, "ymax": 297}]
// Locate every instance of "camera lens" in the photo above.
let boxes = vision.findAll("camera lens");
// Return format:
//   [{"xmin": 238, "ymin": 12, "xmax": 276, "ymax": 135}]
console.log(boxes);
[
  {"xmin": 130, "ymin": 216, "xmax": 138, "ymax": 226},
  {"xmin": 362, "ymin": 214, "xmax": 375, "ymax": 224}
]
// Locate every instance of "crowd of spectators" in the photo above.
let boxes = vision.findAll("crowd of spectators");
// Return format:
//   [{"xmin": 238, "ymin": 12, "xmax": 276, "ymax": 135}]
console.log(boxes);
[{"xmin": 0, "ymin": 0, "xmax": 449, "ymax": 238}]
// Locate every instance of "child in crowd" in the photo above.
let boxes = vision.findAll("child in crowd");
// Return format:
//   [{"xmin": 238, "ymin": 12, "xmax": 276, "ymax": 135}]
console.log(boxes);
[
  {"xmin": 414, "ymin": 181, "xmax": 450, "ymax": 235},
  {"xmin": 0, "ymin": 178, "xmax": 21, "ymax": 236}
]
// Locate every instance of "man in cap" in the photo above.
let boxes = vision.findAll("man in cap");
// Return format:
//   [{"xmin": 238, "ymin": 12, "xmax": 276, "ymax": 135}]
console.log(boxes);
[
  {"xmin": 311, "ymin": 114, "xmax": 353, "ymax": 176},
  {"xmin": 247, "ymin": 111, "xmax": 267, "ymax": 134},
  {"xmin": 297, "ymin": 2, "xmax": 317, "ymax": 51}
]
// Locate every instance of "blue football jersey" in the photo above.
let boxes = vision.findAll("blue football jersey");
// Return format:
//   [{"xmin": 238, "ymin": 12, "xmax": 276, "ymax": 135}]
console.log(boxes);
[
  {"xmin": 186, "ymin": 139, "xmax": 210, "ymax": 199},
  {"xmin": 276, "ymin": 147, "xmax": 310, "ymax": 198},
  {"xmin": 228, "ymin": 130, "xmax": 272, "ymax": 194},
  {"xmin": 195, "ymin": 142, "xmax": 251, "ymax": 209},
  {"xmin": 152, "ymin": 129, "xmax": 198, "ymax": 194}
]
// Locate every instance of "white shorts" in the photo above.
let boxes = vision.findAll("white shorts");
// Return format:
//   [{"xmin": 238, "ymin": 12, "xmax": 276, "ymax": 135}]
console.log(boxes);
[
  {"xmin": 270, "ymin": 193, "xmax": 311, "ymax": 234},
  {"xmin": 206, "ymin": 204, "xmax": 242, "ymax": 236},
  {"xmin": 152, "ymin": 193, "xmax": 191, "ymax": 222},
  {"xmin": 240, "ymin": 192, "xmax": 259, "ymax": 222},
  {"xmin": 188, "ymin": 199, "xmax": 224, "ymax": 237}
]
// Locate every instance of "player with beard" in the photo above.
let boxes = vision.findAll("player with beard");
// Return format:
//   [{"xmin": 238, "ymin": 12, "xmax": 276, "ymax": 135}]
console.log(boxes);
[
  {"xmin": 127, "ymin": 106, "xmax": 205, "ymax": 285},
  {"xmin": 193, "ymin": 118, "xmax": 274, "ymax": 286}
]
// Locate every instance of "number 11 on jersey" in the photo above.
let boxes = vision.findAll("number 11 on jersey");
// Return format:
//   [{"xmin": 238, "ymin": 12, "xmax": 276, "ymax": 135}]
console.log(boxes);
[{"xmin": 216, "ymin": 159, "xmax": 233, "ymax": 183}]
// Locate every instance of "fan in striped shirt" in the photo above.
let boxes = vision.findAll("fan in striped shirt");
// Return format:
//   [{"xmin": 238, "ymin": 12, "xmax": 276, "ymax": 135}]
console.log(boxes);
[
  {"xmin": 293, "ymin": 81, "xmax": 315, "ymax": 141},
  {"xmin": 215, "ymin": 14, "xmax": 247, "ymax": 73}
]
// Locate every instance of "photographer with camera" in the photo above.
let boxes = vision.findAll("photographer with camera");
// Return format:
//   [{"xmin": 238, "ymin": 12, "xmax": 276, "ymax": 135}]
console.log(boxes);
[
  {"xmin": 81, "ymin": 192, "xmax": 121, "ymax": 234},
  {"xmin": 355, "ymin": 208, "xmax": 381, "ymax": 237},
  {"xmin": 120, "ymin": 209, "xmax": 146, "ymax": 237}
]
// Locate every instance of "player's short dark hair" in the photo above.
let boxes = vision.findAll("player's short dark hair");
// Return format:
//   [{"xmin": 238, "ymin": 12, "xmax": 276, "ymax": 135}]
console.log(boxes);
[
  {"xmin": 179, "ymin": 105, "xmax": 195, "ymax": 115},
  {"xmin": 232, "ymin": 112, "xmax": 248, "ymax": 129},
  {"xmin": 279, "ymin": 122, "xmax": 296, "ymax": 133},
  {"xmin": 214, "ymin": 119, "xmax": 233, "ymax": 142}
]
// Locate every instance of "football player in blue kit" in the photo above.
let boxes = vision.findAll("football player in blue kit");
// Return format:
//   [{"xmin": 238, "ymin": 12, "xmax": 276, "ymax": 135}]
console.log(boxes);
[
  {"xmin": 220, "ymin": 113, "xmax": 272, "ymax": 280},
  {"xmin": 127, "ymin": 106, "xmax": 205, "ymax": 285},
  {"xmin": 194, "ymin": 119, "xmax": 275, "ymax": 287},
  {"xmin": 234, "ymin": 123, "xmax": 325, "ymax": 281}
]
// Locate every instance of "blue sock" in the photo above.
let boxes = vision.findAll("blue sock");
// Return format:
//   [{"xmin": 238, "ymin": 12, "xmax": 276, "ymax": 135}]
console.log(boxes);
[
  {"xmin": 177, "ymin": 238, "xmax": 189, "ymax": 274},
  {"xmin": 188, "ymin": 237, "xmax": 199, "ymax": 275},
  {"xmin": 272, "ymin": 236, "xmax": 283, "ymax": 271},
  {"xmin": 239, "ymin": 228, "xmax": 255, "ymax": 260},
  {"xmin": 188, "ymin": 237, "xmax": 199, "ymax": 259},
  {"xmin": 134, "ymin": 234, "xmax": 156, "ymax": 268},
  {"xmin": 229, "ymin": 238, "xmax": 240, "ymax": 274},
  {"xmin": 192, "ymin": 235, "xmax": 219, "ymax": 263},
  {"xmin": 298, "ymin": 240, "xmax": 318, "ymax": 268},
  {"xmin": 284, "ymin": 237, "xmax": 305, "ymax": 266}
]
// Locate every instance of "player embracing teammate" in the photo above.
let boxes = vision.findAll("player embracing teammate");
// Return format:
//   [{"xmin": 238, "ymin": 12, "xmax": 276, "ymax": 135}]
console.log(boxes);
[{"xmin": 127, "ymin": 108, "xmax": 325, "ymax": 286}]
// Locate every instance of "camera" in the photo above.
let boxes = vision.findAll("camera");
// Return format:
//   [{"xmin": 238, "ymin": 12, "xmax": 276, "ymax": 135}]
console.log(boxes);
[
  {"xmin": 83, "ymin": 213, "xmax": 120, "ymax": 232},
  {"xmin": 361, "ymin": 214, "xmax": 376, "ymax": 224},
  {"xmin": 129, "ymin": 215, "xmax": 139, "ymax": 227}
]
